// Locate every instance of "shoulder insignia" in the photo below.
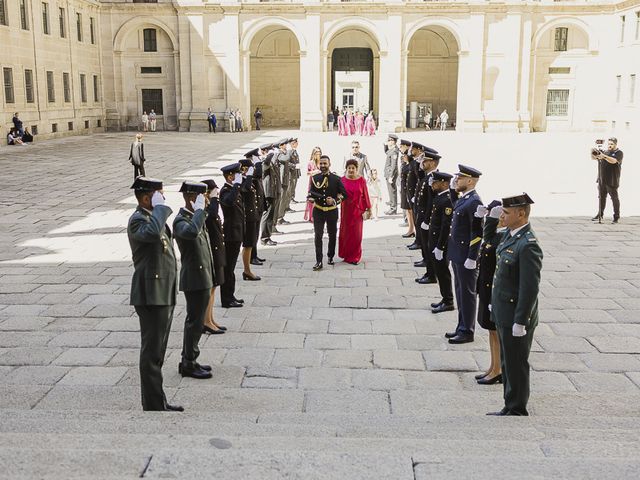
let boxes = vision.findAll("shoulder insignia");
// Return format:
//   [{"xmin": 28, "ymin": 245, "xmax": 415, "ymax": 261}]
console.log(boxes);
[
  {"xmin": 445, "ymin": 207, "xmax": 452, "ymax": 215},
  {"xmin": 506, "ymin": 249, "xmax": 514, "ymax": 254},
  {"xmin": 528, "ymin": 237, "xmax": 537, "ymax": 242}
]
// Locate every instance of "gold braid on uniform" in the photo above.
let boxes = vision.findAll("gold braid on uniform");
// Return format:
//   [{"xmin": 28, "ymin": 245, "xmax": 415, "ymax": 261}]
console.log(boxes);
[{"xmin": 312, "ymin": 176, "xmax": 329, "ymax": 190}]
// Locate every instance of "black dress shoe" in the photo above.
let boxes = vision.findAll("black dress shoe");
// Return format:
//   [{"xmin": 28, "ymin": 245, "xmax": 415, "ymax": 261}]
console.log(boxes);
[
  {"xmin": 402, "ymin": 232, "xmax": 416, "ymax": 238},
  {"xmin": 406, "ymin": 242, "xmax": 417, "ymax": 249},
  {"xmin": 222, "ymin": 300, "xmax": 243, "ymax": 308},
  {"xmin": 286, "ymin": 208, "xmax": 295, "ymax": 213},
  {"xmin": 327, "ymin": 257, "xmax": 335, "ymax": 265},
  {"xmin": 431, "ymin": 300, "xmax": 444, "ymax": 308},
  {"xmin": 313, "ymin": 262, "xmax": 323, "ymax": 271},
  {"xmin": 474, "ymin": 372, "xmax": 489, "ymax": 380},
  {"xmin": 431, "ymin": 302, "xmax": 454, "ymax": 313},
  {"xmin": 165, "ymin": 404, "xmax": 184, "ymax": 412},
  {"xmin": 250, "ymin": 259, "xmax": 263, "ymax": 266},
  {"xmin": 234, "ymin": 298, "xmax": 244, "ymax": 304},
  {"xmin": 414, "ymin": 260, "xmax": 426, "ymax": 268},
  {"xmin": 278, "ymin": 219, "xmax": 291, "ymax": 225},
  {"xmin": 407, "ymin": 244, "xmax": 420, "ymax": 251},
  {"xmin": 444, "ymin": 331, "xmax": 458, "ymax": 339},
  {"xmin": 202, "ymin": 325, "xmax": 225, "ymax": 335},
  {"xmin": 179, "ymin": 365, "xmax": 212, "ymax": 379},
  {"xmin": 384, "ymin": 209, "xmax": 397, "ymax": 215},
  {"xmin": 195, "ymin": 363, "xmax": 212, "ymax": 371},
  {"xmin": 261, "ymin": 239, "xmax": 277, "ymax": 246},
  {"xmin": 612, "ymin": 218, "xmax": 619, "ymax": 224},
  {"xmin": 417, "ymin": 276, "xmax": 437, "ymax": 285},
  {"xmin": 591, "ymin": 215, "xmax": 601, "ymax": 221},
  {"xmin": 477, "ymin": 374, "xmax": 502, "ymax": 385},
  {"xmin": 486, "ymin": 407, "xmax": 509, "ymax": 416},
  {"xmin": 272, "ymin": 228, "xmax": 283, "ymax": 235},
  {"xmin": 242, "ymin": 272, "xmax": 261, "ymax": 281},
  {"xmin": 256, "ymin": 257, "xmax": 266, "ymax": 262},
  {"xmin": 448, "ymin": 333, "xmax": 474, "ymax": 344}
]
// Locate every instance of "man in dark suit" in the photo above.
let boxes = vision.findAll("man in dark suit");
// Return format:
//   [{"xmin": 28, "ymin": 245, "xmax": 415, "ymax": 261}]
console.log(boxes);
[
  {"xmin": 383, "ymin": 135, "xmax": 399, "ymax": 215},
  {"xmin": 260, "ymin": 143, "xmax": 281, "ymax": 245},
  {"xmin": 484, "ymin": 193, "xmax": 543, "ymax": 416},
  {"xmin": 413, "ymin": 145, "xmax": 440, "ymax": 284},
  {"xmin": 220, "ymin": 163, "xmax": 248, "ymax": 308},
  {"xmin": 127, "ymin": 177, "xmax": 183, "ymax": 411},
  {"xmin": 285, "ymin": 137, "xmax": 301, "ymax": 207},
  {"xmin": 245, "ymin": 148, "xmax": 266, "ymax": 265},
  {"xmin": 446, "ymin": 164, "xmax": 483, "ymax": 344},
  {"xmin": 173, "ymin": 181, "xmax": 214, "ymax": 380},
  {"xmin": 308, "ymin": 155, "xmax": 348, "ymax": 271},
  {"xmin": 429, "ymin": 171, "xmax": 455, "ymax": 313}
]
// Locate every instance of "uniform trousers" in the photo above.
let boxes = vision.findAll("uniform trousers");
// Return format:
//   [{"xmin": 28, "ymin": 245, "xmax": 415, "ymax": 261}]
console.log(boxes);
[
  {"xmin": 181, "ymin": 290, "xmax": 209, "ymax": 368},
  {"xmin": 451, "ymin": 262, "xmax": 478, "ymax": 335},
  {"xmin": 133, "ymin": 163, "xmax": 146, "ymax": 180},
  {"xmin": 261, "ymin": 196, "xmax": 281, "ymax": 239},
  {"xmin": 313, "ymin": 208, "xmax": 338, "ymax": 263},
  {"xmin": 251, "ymin": 215, "xmax": 262, "ymax": 260},
  {"xmin": 135, "ymin": 305, "xmax": 174, "ymax": 411},
  {"xmin": 418, "ymin": 223, "xmax": 434, "ymax": 279},
  {"xmin": 598, "ymin": 182, "xmax": 620, "ymax": 219},
  {"xmin": 430, "ymin": 249, "xmax": 453, "ymax": 304},
  {"xmin": 386, "ymin": 179, "xmax": 397, "ymax": 210},
  {"xmin": 497, "ymin": 325, "xmax": 535, "ymax": 416},
  {"xmin": 221, "ymin": 241, "xmax": 241, "ymax": 305},
  {"xmin": 413, "ymin": 205, "xmax": 422, "ymax": 248},
  {"xmin": 277, "ymin": 186, "xmax": 291, "ymax": 220}
]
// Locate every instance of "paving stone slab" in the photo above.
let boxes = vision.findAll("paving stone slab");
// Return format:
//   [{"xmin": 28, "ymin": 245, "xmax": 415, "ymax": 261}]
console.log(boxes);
[
  {"xmin": 373, "ymin": 350, "xmax": 426, "ymax": 370},
  {"xmin": 58, "ymin": 367, "xmax": 129, "ymax": 386},
  {"xmin": 172, "ymin": 387, "xmax": 304, "ymax": 414},
  {"xmin": 305, "ymin": 390, "xmax": 390, "ymax": 414},
  {"xmin": 323, "ymin": 350, "xmax": 373, "ymax": 369},
  {"xmin": 299, "ymin": 367, "xmax": 352, "ymax": 390},
  {"xmin": 0, "ymin": 366, "xmax": 70, "ymax": 385},
  {"xmin": 422, "ymin": 351, "xmax": 478, "ymax": 372},
  {"xmin": 52, "ymin": 348, "xmax": 118, "ymax": 366},
  {"xmin": 272, "ymin": 349, "xmax": 323, "ymax": 368}
]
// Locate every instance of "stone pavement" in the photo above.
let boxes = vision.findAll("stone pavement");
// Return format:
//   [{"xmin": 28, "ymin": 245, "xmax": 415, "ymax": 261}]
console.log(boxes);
[{"xmin": 0, "ymin": 131, "xmax": 639, "ymax": 478}]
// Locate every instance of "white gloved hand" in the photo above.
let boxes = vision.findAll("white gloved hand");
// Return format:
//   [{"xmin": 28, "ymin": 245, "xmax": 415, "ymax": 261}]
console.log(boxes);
[
  {"xmin": 388, "ymin": 178, "xmax": 394, "ymax": 185},
  {"xmin": 489, "ymin": 206, "xmax": 503, "ymax": 219},
  {"xmin": 475, "ymin": 205, "xmax": 488, "ymax": 218},
  {"xmin": 411, "ymin": 196, "xmax": 416, "ymax": 204},
  {"xmin": 209, "ymin": 188, "xmax": 219, "ymax": 199},
  {"xmin": 420, "ymin": 221, "xmax": 429, "ymax": 231},
  {"xmin": 233, "ymin": 173, "xmax": 243, "ymax": 184},
  {"xmin": 433, "ymin": 247, "xmax": 443, "ymax": 261},
  {"xmin": 512, "ymin": 323, "xmax": 527, "ymax": 337},
  {"xmin": 488, "ymin": 304, "xmax": 492, "ymax": 312},
  {"xmin": 449, "ymin": 176, "xmax": 457, "ymax": 189},
  {"xmin": 247, "ymin": 166, "xmax": 255, "ymax": 176},
  {"xmin": 428, "ymin": 177, "xmax": 434, "ymax": 187},
  {"xmin": 464, "ymin": 258, "xmax": 477, "ymax": 270},
  {"xmin": 191, "ymin": 193, "xmax": 205, "ymax": 211},
  {"xmin": 151, "ymin": 191, "xmax": 165, "ymax": 207}
]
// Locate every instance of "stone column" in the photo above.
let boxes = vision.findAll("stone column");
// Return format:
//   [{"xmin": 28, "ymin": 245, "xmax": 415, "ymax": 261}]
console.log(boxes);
[
  {"xmin": 518, "ymin": 17, "xmax": 533, "ymax": 133},
  {"xmin": 299, "ymin": 14, "xmax": 323, "ymax": 131},
  {"xmin": 177, "ymin": 14, "xmax": 193, "ymax": 132},
  {"xmin": 456, "ymin": 15, "xmax": 485, "ymax": 132},
  {"xmin": 377, "ymin": 15, "xmax": 403, "ymax": 132}
]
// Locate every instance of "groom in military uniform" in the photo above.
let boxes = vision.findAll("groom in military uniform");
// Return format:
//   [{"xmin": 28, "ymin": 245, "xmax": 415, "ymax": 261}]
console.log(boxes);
[
  {"xmin": 483, "ymin": 193, "xmax": 543, "ymax": 416},
  {"xmin": 127, "ymin": 177, "xmax": 183, "ymax": 412}
]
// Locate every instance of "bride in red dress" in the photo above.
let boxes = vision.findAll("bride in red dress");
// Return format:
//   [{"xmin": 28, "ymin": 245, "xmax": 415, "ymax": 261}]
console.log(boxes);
[{"xmin": 338, "ymin": 159, "xmax": 372, "ymax": 265}]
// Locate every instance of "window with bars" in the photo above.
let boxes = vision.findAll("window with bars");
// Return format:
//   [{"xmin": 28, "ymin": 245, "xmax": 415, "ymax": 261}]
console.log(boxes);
[
  {"xmin": 59, "ymin": 7, "xmax": 65, "ymax": 37},
  {"xmin": 76, "ymin": 12, "xmax": 82, "ymax": 41},
  {"xmin": 3, "ymin": 68, "xmax": 14, "ymax": 103},
  {"xmin": 141, "ymin": 66, "xmax": 162, "ymax": 74},
  {"xmin": 554, "ymin": 27, "xmax": 568, "ymax": 52},
  {"xmin": 616, "ymin": 75, "xmax": 622, "ymax": 103},
  {"xmin": 545, "ymin": 89, "xmax": 569, "ymax": 117},
  {"xmin": 25, "ymin": 69, "xmax": 34, "ymax": 103},
  {"xmin": 630, "ymin": 74, "xmax": 636, "ymax": 103},
  {"xmin": 0, "ymin": 0, "xmax": 7, "ymax": 26},
  {"xmin": 42, "ymin": 2, "xmax": 49, "ymax": 34},
  {"xmin": 93, "ymin": 75, "xmax": 99, "ymax": 102},
  {"xmin": 63, "ymin": 72, "xmax": 71, "ymax": 103},
  {"xmin": 143, "ymin": 29, "xmax": 157, "ymax": 52},
  {"xmin": 90, "ymin": 17, "xmax": 95, "ymax": 44},
  {"xmin": 20, "ymin": 0, "xmax": 28, "ymax": 30},
  {"xmin": 46, "ymin": 71, "xmax": 55, "ymax": 102},
  {"xmin": 142, "ymin": 89, "xmax": 163, "ymax": 115},
  {"xmin": 80, "ymin": 74, "xmax": 86, "ymax": 103}
]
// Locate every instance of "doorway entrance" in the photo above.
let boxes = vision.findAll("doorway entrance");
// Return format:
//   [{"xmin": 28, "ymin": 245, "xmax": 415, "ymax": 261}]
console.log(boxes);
[{"xmin": 331, "ymin": 48, "xmax": 373, "ymax": 114}]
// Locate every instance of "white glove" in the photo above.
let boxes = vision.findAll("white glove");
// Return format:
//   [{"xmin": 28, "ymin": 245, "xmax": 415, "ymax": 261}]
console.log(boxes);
[
  {"xmin": 464, "ymin": 258, "xmax": 477, "ymax": 270},
  {"xmin": 233, "ymin": 173, "xmax": 243, "ymax": 184},
  {"xmin": 247, "ymin": 166, "xmax": 255, "ymax": 176},
  {"xmin": 449, "ymin": 177, "xmax": 457, "ymax": 189},
  {"xmin": 489, "ymin": 206, "xmax": 503, "ymax": 219},
  {"xmin": 488, "ymin": 304, "xmax": 492, "ymax": 312},
  {"xmin": 151, "ymin": 191, "xmax": 165, "ymax": 207},
  {"xmin": 191, "ymin": 194, "xmax": 205, "ymax": 211},
  {"xmin": 209, "ymin": 188, "xmax": 219, "ymax": 199},
  {"xmin": 428, "ymin": 177, "xmax": 433, "ymax": 187},
  {"xmin": 411, "ymin": 196, "xmax": 415, "ymax": 204},
  {"xmin": 512, "ymin": 323, "xmax": 527, "ymax": 337},
  {"xmin": 475, "ymin": 205, "xmax": 488, "ymax": 218},
  {"xmin": 388, "ymin": 178, "xmax": 394, "ymax": 185},
  {"xmin": 420, "ymin": 221, "xmax": 429, "ymax": 231},
  {"xmin": 433, "ymin": 248, "xmax": 443, "ymax": 261}
]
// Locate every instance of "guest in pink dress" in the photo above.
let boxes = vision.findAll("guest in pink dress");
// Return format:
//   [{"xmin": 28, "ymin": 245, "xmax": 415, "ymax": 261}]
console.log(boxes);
[
  {"xmin": 347, "ymin": 110, "xmax": 355, "ymax": 135},
  {"xmin": 304, "ymin": 147, "xmax": 322, "ymax": 222},
  {"xmin": 337, "ymin": 109, "xmax": 347, "ymax": 136},
  {"xmin": 338, "ymin": 159, "xmax": 372, "ymax": 265},
  {"xmin": 365, "ymin": 111, "xmax": 376, "ymax": 136},
  {"xmin": 355, "ymin": 111, "xmax": 364, "ymax": 136}
]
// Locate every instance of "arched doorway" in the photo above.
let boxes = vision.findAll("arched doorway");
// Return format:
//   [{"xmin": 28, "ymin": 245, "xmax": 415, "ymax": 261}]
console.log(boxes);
[
  {"xmin": 113, "ymin": 20, "xmax": 179, "ymax": 131},
  {"xmin": 406, "ymin": 27, "xmax": 459, "ymax": 130},
  {"xmin": 326, "ymin": 29, "xmax": 380, "ymax": 121},
  {"xmin": 249, "ymin": 27, "xmax": 301, "ymax": 128}
]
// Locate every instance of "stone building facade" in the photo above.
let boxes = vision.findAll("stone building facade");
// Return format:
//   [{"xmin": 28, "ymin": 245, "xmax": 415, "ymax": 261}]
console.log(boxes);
[{"xmin": 1, "ymin": 0, "xmax": 640, "ymax": 139}]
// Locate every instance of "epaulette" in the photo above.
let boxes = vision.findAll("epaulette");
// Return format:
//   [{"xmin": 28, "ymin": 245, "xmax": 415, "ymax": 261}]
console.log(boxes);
[{"xmin": 526, "ymin": 231, "xmax": 537, "ymax": 242}]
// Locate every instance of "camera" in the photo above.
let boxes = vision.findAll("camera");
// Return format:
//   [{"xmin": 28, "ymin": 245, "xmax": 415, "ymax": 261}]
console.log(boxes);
[{"xmin": 591, "ymin": 139, "xmax": 604, "ymax": 156}]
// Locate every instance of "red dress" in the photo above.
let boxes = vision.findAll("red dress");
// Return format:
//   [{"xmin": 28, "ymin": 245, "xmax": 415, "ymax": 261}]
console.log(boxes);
[{"xmin": 338, "ymin": 176, "xmax": 371, "ymax": 264}]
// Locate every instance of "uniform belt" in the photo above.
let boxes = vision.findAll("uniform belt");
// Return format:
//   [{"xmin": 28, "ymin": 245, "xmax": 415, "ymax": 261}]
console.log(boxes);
[{"xmin": 314, "ymin": 204, "xmax": 338, "ymax": 212}]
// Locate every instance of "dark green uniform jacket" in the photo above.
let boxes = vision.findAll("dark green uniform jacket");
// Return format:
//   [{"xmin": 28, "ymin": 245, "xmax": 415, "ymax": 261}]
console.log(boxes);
[
  {"xmin": 485, "ymin": 217, "xmax": 543, "ymax": 329},
  {"xmin": 127, "ymin": 205, "xmax": 177, "ymax": 306},
  {"xmin": 173, "ymin": 208, "xmax": 214, "ymax": 292}
]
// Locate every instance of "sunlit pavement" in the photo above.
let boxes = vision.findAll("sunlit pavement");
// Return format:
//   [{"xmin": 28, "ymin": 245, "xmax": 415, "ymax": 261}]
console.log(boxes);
[{"xmin": 0, "ymin": 131, "xmax": 639, "ymax": 478}]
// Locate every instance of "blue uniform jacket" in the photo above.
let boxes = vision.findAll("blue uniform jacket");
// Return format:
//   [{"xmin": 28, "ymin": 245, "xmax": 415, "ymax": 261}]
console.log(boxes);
[{"xmin": 447, "ymin": 189, "xmax": 483, "ymax": 264}]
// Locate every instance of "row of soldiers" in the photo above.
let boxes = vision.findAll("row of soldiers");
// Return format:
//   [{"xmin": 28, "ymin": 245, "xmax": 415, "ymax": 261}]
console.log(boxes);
[
  {"xmin": 126, "ymin": 138, "xmax": 303, "ymax": 412},
  {"xmin": 384, "ymin": 134, "xmax": 544, "ymax": 416}
]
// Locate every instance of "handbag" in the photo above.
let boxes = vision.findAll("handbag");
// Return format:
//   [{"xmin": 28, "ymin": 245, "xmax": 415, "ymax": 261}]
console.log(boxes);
[{"xmin": 362, "ymin": 209, "xmax": 372, "ymax": 221}]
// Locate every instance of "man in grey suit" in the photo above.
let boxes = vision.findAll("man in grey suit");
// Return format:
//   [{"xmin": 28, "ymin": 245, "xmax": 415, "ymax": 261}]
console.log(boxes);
[
  {"xmin": 384, "ymin": 134, "xmax": 400, "ymax": 215},
  {"xmin": 344, "ymin": 140, "xmax": 372, "ymax": 179},
  {"xmin": 173, "ymin": 181, "xmax": 214, "ymax": 380},
  {"xmin": 275, "ymin": 138, "xmax": 293, "ymax": 225},
  {"xmin": 127, "ymin": 177, "xmax": 183, "ymax": 412}
]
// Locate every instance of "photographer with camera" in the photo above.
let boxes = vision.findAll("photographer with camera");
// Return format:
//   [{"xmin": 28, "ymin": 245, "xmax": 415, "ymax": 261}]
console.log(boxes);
[{"xmin": 591, "ymin": 137, "xmax": 623, "ymax": 224}]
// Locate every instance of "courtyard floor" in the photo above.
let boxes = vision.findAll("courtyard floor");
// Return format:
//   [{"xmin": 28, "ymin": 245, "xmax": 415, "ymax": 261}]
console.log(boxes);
[{"xmin": 0, "ymin": 130, "xmax": 639, "ymax": 478}]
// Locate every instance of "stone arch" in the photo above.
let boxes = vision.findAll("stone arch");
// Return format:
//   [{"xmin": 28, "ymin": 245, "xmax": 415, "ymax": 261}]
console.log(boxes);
[
  {"xmin": 241, "ymin": 17, "xmax": 307, "ymax": 54},
  {"xmin": 403, "ymin": 18, "xmax": 468, "ymax": 54},
  {"xmin": 532, "ymin": 17, "xmax": 598, "ymax": 53},
  {"xmin": 113, "ymin": 17, "xmax": 178, "ymax": 53},
  {"xmin": 322, "ymin": 17, "xmax": 388, "ymax": 53}
]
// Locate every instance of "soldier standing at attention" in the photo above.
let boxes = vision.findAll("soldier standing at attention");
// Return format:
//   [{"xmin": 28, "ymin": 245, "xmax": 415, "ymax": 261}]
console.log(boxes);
[
  {"xmin": 239, "ymin": 159, "xmax": 261, "ymax": 281},
  {"xmin": 173, "ymin": 181, "xmax": 214, "ymax": 380},
  {"xmin": 288, "ymin": 138, "xmax": 302, "ymax": 205},
  {"xmin": 261, "ymin": 142, "xmax": 282, "ymax": 245},
  {"xmin": 245, "ymin": 148, "xmax": 266, "ymax": 266},
  {"xmin": 383, "ymin": 135, "xmax": 400, "ymax": 215},
  {"xmin": 414, "ymin": 146, "xmax": 440, "ymax": 284},
  {"xmin": 445, "ymin": 165, "xmax": 483, "ymax": 344},
  {"xmin": 484, "ymin": 194, "xmax": 542, "ymax": 416},
  {"xmin": 127, "ymin": 177, "xmax": 183, "ymax": 411},
  {"xmin": 275, "ymin": 138, "xmax": 293, "ymax": 226}
]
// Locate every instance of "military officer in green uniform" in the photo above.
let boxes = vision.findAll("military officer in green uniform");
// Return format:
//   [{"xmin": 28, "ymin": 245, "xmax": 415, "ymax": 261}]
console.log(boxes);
[
  {"xmin": 483, "ymin": 193, "xmax": 543, "ymax": 416},
  {"xmin": 173, "ymin": 181, "xmax": 214, "ymax": 380},
  {"xmin": 127, "ymin": 177, "xmax": 183, "ymax": 412}
]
